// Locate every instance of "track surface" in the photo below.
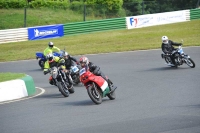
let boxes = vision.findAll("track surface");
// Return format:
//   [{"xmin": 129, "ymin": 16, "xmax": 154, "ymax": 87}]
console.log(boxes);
[{"xmin": 1, "ymin": 47, "xmax": 200, "ymax": 133}]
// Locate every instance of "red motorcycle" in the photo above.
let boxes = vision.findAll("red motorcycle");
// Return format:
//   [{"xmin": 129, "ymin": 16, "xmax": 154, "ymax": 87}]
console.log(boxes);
[{"xmin": 79, "ymin": 67, "xmax": 116, "ymax": 104}]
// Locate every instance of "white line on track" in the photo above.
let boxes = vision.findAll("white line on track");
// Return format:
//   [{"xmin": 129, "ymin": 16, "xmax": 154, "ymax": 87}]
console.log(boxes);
[{"xmin": 0, "ymin": 87, "xmax": 45, "ymax": 105}]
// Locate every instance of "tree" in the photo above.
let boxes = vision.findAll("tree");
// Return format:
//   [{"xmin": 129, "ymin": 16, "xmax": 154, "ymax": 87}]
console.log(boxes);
[{"xmin": 123, "ymin": 0, "xmax": 143, "ymax": 16}]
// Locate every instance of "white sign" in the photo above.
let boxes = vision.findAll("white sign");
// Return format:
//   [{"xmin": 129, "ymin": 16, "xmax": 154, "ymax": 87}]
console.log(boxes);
[{"xmin": 126, "ymin": 10, "xmax": 187, "ymax": 29}]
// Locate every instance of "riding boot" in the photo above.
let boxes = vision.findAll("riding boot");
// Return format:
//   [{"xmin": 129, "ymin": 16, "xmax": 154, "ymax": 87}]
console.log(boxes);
[
  {"xmin": 49, "ymin": 76, "xmax": 54, "ymax": 85},
  {"xmin": 107, "ymin": 79, "xmax": 117, "ymax": 92}
]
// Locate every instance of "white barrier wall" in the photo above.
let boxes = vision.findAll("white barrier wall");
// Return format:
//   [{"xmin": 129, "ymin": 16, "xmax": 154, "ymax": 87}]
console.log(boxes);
[
  {"xmin": 0, "ymin": 79, "xmax": 28, "ymax": 102},
  {"xmin": 0, "ymin": 28, "xmax": 28, "ymax": 44},
  {"xmin": 126, "ymin": 10, "xmax": 190, "ymax": 29}
]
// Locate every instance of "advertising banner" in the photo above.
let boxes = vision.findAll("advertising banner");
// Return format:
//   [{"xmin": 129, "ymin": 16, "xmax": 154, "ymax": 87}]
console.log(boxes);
[
  {"xmin": 28, "ymin": 24, "xmax": 64, "ymax": 40},
  {"xmin": 126, "ymin": 10, "xmax": 186, "ymax": 29}
]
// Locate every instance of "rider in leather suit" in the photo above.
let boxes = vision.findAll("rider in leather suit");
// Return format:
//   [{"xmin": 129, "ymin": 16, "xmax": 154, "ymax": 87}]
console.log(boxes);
[
  {"xmin": 161, "ymin": 36, "xmax": 182, "ymax": 65},
  {"xmin": 79, "ymin": 56, "xmax": 117, "ymax": 92}
]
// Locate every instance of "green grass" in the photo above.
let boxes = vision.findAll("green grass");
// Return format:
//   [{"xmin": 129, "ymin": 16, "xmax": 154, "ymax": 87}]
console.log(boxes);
[
  {"xmin": 0, "ymin": 8, "xmax": 105, "ymax": 29},
  {"xmin": 0, "ymin": 19, "xmax": 199, "ymax": 62},
  {"xmin": 0, "ymin": 73, "xmax": 26, "ymax": 82}
]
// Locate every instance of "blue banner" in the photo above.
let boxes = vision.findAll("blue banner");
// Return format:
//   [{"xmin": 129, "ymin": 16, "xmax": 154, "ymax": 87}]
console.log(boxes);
[{"xmin": 28, "ymin": 24, "xmax": 64, "ymax": 40}]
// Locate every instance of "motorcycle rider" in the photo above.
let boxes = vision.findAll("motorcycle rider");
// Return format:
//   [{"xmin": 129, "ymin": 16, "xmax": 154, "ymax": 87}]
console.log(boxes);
[
  {"xmin": 61, "ymin": 52, "xmax": 79, "ymax": 85},
  {"xmin": 43, "ymin": 53, "xmax": 69, "ymax": 87},
  {"xmin": 161, "ymin": 36, "xmax": 182, "ymax": 65},
  {"xmin": 79, "ymin": 56, "xmax": 117, "ymax": 92},
  {"xmin": 62, "ymin": 52, "xmax": 79, "ymax": 70},
  {"xmin": 44, "ymin": 42, "xmax": 61, "ymax": 56}
]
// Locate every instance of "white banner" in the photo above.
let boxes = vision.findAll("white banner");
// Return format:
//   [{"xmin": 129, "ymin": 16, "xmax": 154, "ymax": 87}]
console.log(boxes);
[{"xmin": 126, "ymin": 10, "xmax": 187, "ymax": 29}]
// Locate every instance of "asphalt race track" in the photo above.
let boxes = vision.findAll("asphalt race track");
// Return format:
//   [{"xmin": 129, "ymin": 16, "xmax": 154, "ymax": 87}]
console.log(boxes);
[{"xmin": 1, "ymin": 47, "xmax": 200, "ymax": 133}]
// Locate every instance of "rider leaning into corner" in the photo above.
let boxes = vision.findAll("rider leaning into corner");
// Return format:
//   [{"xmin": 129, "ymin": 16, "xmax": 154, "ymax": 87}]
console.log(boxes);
[
  {"xmin": 61, "ymin": 52, "xmax": 79, "ymax": 85},
  {"xmin": 62, "ymin": 52, "xmax": 79, "ymax": 70},
  {"xmin": 161, "ymin": 36, "xmax": 183, "ymax": 65},
  {"xmin": 43, "ymin": 53, "xmax": 69, "ymax": 87},
  {"xmin": 79, "ymin": 56, "xmax": 117, "ymax": 92},
  {"xmin": 44, "ymin": 42, "xmax": 61, "ymax": 56}
]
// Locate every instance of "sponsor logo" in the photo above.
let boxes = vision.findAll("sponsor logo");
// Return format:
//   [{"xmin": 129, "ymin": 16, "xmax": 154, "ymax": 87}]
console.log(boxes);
[
  {"xmin": 34, "ymin": 29, "xmax": 58, "ymax": 37},
  {"xmin": 130, "ymin": 17, "xmax": 138, "ymax": 27}
]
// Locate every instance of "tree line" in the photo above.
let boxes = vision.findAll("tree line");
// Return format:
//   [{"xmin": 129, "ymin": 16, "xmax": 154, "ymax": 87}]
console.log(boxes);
[{"xmin": 0, "ymin": 0, "xmax": 199, "ymax": 16}]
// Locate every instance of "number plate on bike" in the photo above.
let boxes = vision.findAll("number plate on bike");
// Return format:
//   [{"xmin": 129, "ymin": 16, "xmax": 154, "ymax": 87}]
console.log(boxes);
[
  {"xmin": 79, "ymin": 68, "xmax": 86, "ymax": 76},
  {"xmin": 72, "ymin": 66, "xmax": 79, "ymax": 73}
]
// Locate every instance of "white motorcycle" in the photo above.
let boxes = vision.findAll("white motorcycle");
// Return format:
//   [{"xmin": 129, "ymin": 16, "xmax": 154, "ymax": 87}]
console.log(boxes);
[{"xmin": 161, "ymin": 45, "xmax": 195, "ymax": 68}]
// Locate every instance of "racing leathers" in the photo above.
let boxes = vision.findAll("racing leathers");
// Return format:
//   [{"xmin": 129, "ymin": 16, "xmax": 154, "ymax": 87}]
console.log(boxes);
[
  {"xmin": 161, "ymin": 40, "xmax": 182, "ymax": 64},
  {"xmin": 86, "ymin": 62, "xmax": 117, "ymax": 92},
  {"xmin": 63, "ymin": 55, "xmax": 79, "ymax": 70},
  {"xmin": 44, "ymin": 46, "xmax": 60, "ymax": 56}
]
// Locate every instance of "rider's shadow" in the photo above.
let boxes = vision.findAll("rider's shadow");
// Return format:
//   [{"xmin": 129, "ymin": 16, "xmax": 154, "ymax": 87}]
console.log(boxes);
[
  {"xmin": 65, "ymin": 100, "xmax": 96, "ymax": 106},
  {"xmin": 64, "ymin": 99, "xmax": 112, "ymax": 106},
  {"xmin": 141, "ymin": 66, "xmax": 190, "ymax": 72}
]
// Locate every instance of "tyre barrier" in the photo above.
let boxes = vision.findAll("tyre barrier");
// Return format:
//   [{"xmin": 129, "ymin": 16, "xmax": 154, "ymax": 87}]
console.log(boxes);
[{"xmin": 0, "ymin": 75, "xmax": 36, "ymax": 102}]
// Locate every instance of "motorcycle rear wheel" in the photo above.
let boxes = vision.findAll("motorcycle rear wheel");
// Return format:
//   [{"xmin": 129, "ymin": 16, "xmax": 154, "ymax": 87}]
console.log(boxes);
[
  {"xmin": 87, "ymin": 85, "xmax": 102, "ymax": 104},
  {"xmin": 57, "ymin": 82, "xmax": 69, "ymax": 97},
  {"xmin": 185, "ymin": 58, "xmax": 195, "ymax": 68}
]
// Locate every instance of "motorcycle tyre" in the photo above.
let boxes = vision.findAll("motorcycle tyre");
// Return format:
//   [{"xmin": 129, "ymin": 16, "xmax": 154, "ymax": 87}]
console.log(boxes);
[
  {"xmin": 57, "ymin": 82, "xmax": 69, "ymax": 97},
  {"xmin": 69, "ymin": 86, "xmax": 75, "ymax": 93},
  {"xmin": 87, "ymin": 85, "xmax": 102, "ymax": 104},
  {"xmin": 186, "ymin": 58, "xmax": 195, "ymax": 68},
  {"xmin": 39, "ymin": 59, "xmax": 45, "ymax": 69},
  {"xmin": 107, "ymin": 91, "xmax": 116, "ymax": 100}
]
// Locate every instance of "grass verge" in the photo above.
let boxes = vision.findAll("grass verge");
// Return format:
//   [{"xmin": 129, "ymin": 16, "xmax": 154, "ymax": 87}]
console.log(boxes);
[
  {"xmin": 0, "ymin": 73, "xmax": 26, "ymax": 82},
  {"xmin": 0, "ymin": 20, "xmax": 199, "ymax": 62},
  {"xmin": 0, "ymin": 8, "xmax": 105, "ymax": 29}
]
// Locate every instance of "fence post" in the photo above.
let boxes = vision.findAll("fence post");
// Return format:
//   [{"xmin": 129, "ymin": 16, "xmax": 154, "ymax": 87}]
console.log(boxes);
[
  {"xmin": 24, "ymin": 7, "xmax": 27, "ymax": 27},
  {"xmin": 142, "ymin": 0, "xmax": 144, "ymax": 14},
  {"xmin": 197, "ymin": 0, "xmax": 200, "ymax": 8},
  {"xmin": 83, "ymin": 4, "xmax": 86, "ymax": 21}
]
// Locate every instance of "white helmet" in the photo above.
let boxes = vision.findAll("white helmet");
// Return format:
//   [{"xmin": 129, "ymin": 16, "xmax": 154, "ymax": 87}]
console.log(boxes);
[
  {"xmin": 46, "ymin": 53, "xmax": 54, "ymax": 61},
  {"xmin": 48, "ymin": 42, "xmax": 54, "ymax": 47},
  {"xmin": 62, "ymin": 52, "xmax": 68, "ymax": 57},
  {"xmin": 62, "ymin": 52, "xmax": 69, "ymax": 59},
  {"xmin": 162, "ymin": 36, "xmax": 168, "ymax": 44}
]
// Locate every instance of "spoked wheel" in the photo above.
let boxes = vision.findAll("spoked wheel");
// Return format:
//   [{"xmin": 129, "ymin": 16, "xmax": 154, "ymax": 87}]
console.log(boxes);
[
  {"xmin": 57, "ymin": 82, "xmax": 69, "ymax": 97},
  {"xmin": 87, "ymin": 84, "xmax": 102, "ymax": 104},
  {"xmin": 185, "ymin": 58, "xmax": 195, "ymax": 68}
]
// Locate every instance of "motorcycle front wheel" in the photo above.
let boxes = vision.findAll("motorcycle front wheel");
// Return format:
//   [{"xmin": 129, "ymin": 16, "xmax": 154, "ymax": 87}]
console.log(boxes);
[
  {"xmin": 87, "ymin": 84, "xmax": 102, "ymax": 104},
  {"xmin": 107, "ymin": 91, "xmax": 116, "ymax": 100},
  {"xmin": 38, "ymin": 59, "xmax": 45, "ymax": 69},
  {"xmin": 68, "ymin": 86, "xmax": 75, "ymax": 93},
  {"xmin": 57, "ymin": 82, "xmax": 69, "ymax": 97},
  {"xmin": 185, "ymin": 58, "xmax": 195, "ymax": 68}
]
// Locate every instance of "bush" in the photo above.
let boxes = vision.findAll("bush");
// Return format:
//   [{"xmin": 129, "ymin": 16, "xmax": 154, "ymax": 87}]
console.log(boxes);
[
  {"xmin": 0, "ymin": 0, "xmax": 27, "ymax": 9},
  {"xmin": 0, "ymin": 0, "xmax": 70, "ymax": 9},
  {"xmin": 69, "ymin": 1, "xmax": 83, "ymax": 13},
  {"xmin": 29, "ymin": 0, "xmax": 70, "ymax": 9}
]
